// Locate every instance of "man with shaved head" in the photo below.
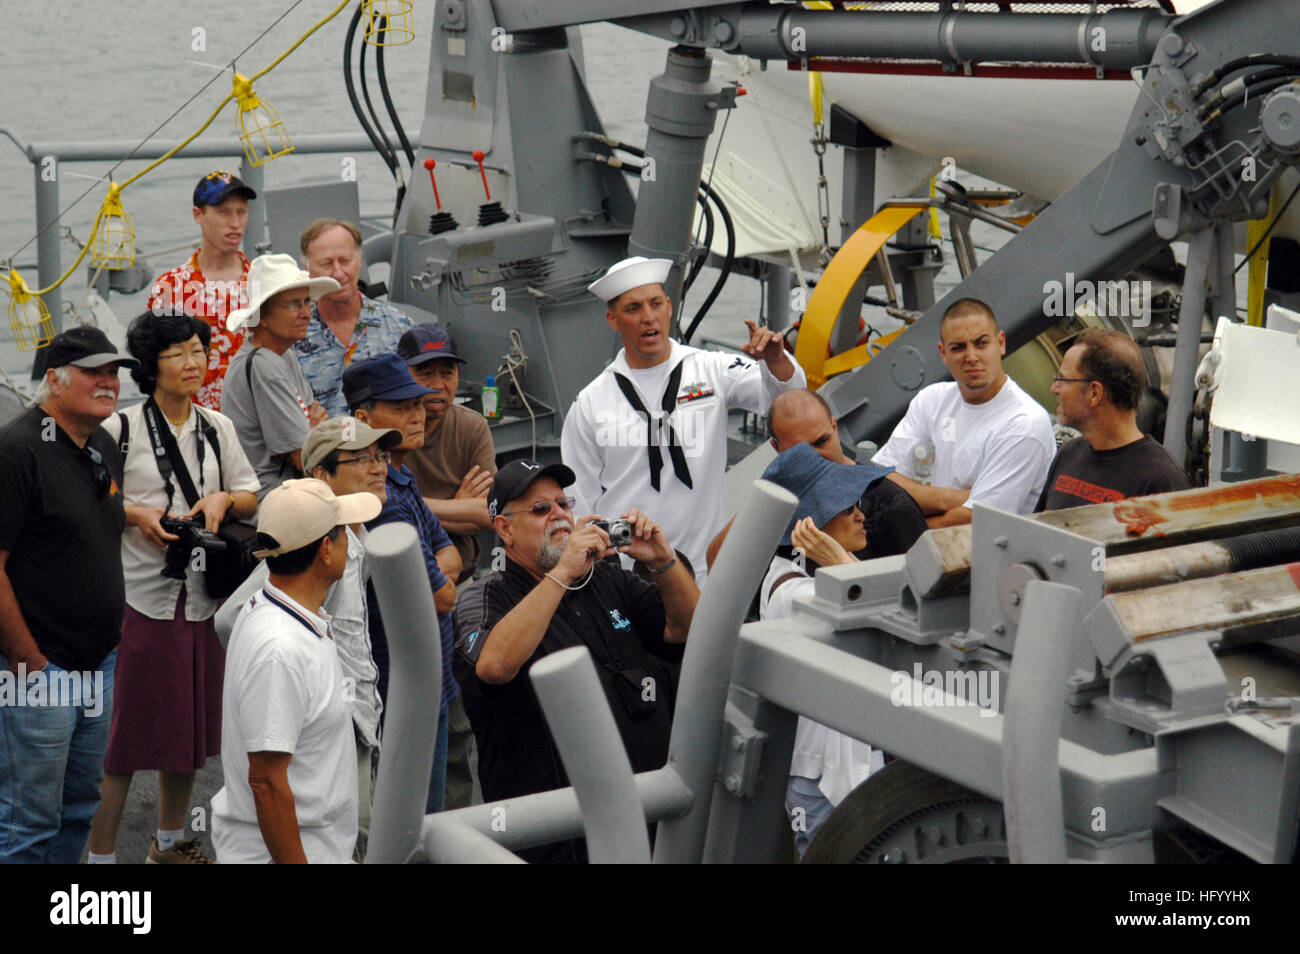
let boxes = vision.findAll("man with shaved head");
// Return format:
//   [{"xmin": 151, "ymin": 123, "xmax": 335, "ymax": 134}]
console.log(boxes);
[
  {"xmin": 870, "ymin": 298, "xmax": 1055, "ymax": 524},
  {"xmin": 1035, "ymin": 327, "xmax": 1189, "ymax": 511}
]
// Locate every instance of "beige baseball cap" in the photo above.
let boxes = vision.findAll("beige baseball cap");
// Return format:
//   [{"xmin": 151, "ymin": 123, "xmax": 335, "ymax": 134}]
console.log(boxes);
[
  {"xmin": 302, "ymin": 416, "xmax": 401, "ymax": 475},
  {"xmin": 254, "ymin": 478, "xmax": 382, "ymax": 558}
]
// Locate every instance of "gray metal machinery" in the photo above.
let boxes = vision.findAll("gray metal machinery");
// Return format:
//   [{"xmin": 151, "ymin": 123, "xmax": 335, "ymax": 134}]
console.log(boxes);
[{"xmin": 362, "ymin": 0, "xmax": 1300, "ymax": 862}]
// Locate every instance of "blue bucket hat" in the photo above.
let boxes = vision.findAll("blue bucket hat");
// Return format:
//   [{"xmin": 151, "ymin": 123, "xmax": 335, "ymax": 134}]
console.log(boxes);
[
  {"xmin": 761, "ymin": 443, "xmax": 893, "ymax": 545},
  {"xmin": 343, "ymin": 353, "xmax": 435, "ymax": 409}
]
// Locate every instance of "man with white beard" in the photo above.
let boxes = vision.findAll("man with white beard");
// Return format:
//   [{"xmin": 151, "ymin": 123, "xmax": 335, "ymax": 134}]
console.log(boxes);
[{"xmin": 452, "ymin": 460, "xmax": 698, "ymax": 863}]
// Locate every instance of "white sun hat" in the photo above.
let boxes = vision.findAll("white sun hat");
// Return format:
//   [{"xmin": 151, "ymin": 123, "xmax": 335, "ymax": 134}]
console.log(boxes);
[
  {"xmin": 253, "ymin": 477, "xmax": 382, "ymax": 558},
  {"xmin": 226, "ymin": 253, "xmax": 341, "ymax": 333},
  {"xmin": 587, "ymin": 256, "xmax": 672, "ymax": 302}
]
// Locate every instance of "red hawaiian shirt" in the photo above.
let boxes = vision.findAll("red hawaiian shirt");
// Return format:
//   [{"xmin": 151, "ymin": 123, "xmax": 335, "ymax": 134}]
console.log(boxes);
[{"xmin": 146, "ymin": 249, "xmax": 251, "ymax": 410}]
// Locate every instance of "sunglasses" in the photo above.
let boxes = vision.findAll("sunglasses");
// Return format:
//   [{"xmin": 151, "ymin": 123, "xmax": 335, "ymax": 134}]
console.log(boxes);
[
  {"xmin": 500, "ymin": 496, "xmax": 575, "ymax": 518},
  {"xmin": 84, "ymin": 445, "xmax": 111, "ymax": 498}
]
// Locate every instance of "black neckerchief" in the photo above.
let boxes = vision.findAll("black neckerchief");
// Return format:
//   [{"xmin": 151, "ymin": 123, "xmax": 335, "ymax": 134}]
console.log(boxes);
[{"xmin": 611, "ymin": 359, "xmax": 693, "ymax": 493}]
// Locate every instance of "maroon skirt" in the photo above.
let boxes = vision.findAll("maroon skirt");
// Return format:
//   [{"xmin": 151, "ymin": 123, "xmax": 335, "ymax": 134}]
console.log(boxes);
[{"xmin": 103, "ymin": 590, "xmax": 224, "ymax": 774}]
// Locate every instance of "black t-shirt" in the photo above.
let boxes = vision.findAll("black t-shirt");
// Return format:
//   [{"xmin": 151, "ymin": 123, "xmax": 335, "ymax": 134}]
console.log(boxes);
[
  {"xmin": 859, "ymin": 476, "xmax": 929, "ymax": 558},
  {"xmin": 0, "ymin": 406, "xmax": 126, "ymax": 670},
  {"xmin": 453, "ymin": 558, "xmax": 683, "ymax": 863},
  {"xmin": 1034, "ymin": 434, "xmax": 1191, "ymax": 513}
]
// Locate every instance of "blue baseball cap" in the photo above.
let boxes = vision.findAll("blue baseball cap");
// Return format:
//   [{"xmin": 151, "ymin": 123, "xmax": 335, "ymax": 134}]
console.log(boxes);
[
  {"xmin": 193, "ymin": 170, "xmax": 256, "ymax": 208},
  {"xmin": 761, "ymin": 443, "xmax": 893, "ymax": 545},
  {"xmin": 343, "ymin": 353, "xmax": 435, "ymax": 409},
  {"xmin": 397, "ymin": 323, "xmax": 465, "ymax": 366}
]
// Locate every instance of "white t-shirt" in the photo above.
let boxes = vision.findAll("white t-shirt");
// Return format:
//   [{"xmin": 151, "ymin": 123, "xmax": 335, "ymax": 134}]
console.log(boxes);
[
  {"xmin": 759, "ymin": 556, "xmax": 883, "ymax": 805},
  {"xmin": 102, "ymin": 403, "xmax": 260, "ymax": 621},
  {"xmin": 212, "ymin": 581, "xmax": 358, "ymax": 864},
  {"xmin": 872, "ymin": 377, "xmax": 1054, "ymax": 515},
  {"xmin": 214, "ymin": 527, "xmax": 382, "ymax": 748},
  {"xmin": 561, "ymin": 340, "xmax": 806, "ymax": 582}
]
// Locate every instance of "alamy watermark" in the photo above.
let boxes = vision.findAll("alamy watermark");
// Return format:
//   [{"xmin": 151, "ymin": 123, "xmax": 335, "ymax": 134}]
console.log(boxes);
[
  {"xmin": 593, "ymin": 405, "xmax": 705, "ymax": 458},
  {"xmin": 1042, "ymin": 272, "xmax": 1151, "ymax": 327},
  {"xmin": 0, "ymin": 664, "xmax": 106, "ymax": 717},
  {"xmin": 890, "ymin": 663, "xmax": 999, "ymax": 718}
]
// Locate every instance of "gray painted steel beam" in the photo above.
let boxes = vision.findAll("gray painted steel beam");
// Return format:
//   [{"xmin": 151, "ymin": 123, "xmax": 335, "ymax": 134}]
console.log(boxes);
[
  {"xmin": 418, "ymin": 766, "xmax": 693, "ymax": 860},
  {"xmin": 530, "ymin": 646, "xmax": 652, "ymax": 863},
  {"xmin": 1162, "ymin": 227, "xmax": 1215, "ymax": 465},
  {"xmin": 1003, "ymin": 580, "xmax": 1081, "ymax": 865},
  {"xmin": 652, "ymin": 478, "xmax": 798, "ymax": 863},
  {"xmin": 365, "ymin": 523, "xmax": 443, "ymax": 865}
]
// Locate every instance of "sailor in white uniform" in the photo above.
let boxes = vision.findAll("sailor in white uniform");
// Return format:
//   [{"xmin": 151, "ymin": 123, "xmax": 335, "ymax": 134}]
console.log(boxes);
[{"xmin": 561, "ymin": 257, "xmax": 806, "ymax": 583}]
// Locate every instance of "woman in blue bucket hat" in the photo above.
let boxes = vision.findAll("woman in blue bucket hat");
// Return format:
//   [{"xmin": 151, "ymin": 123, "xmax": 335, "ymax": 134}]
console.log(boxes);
[{"xmin": 758, "ymin": 442, "xmax": 891, "ymax": 858}]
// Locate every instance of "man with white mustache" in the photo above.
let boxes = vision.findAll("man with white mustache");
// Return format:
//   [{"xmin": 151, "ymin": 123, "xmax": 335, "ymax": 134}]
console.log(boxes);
[
  {"xmin": 452, "ymin": 459, "xmax": 698, "ymax": 863},
  {"xmin": 0, "ymin": 327, "xmax": 138, "ymax": 862}
]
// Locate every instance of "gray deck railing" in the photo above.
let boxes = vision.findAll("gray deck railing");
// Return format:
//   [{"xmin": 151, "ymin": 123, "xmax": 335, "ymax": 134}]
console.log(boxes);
[{"xmin": 1, "ymin": 129, "xmax": 372, "ymax": 335}]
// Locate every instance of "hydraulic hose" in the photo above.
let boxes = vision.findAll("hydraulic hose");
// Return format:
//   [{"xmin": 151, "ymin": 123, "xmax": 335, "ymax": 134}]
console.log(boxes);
[
  {"xmin": 375, "ymin": 17, "xmax": 416, "ymax": 169},
  {"xmin": 682, "ymin": 191, "xmax": 714, "ymax": 298},
  {"xmin": 343, "ymin": 2, "xmax": 398, "ymax": 178},
  {"xmin": 359, "ymin": 30, "xmax": 400, "ymax": 178},
  {"xmin": 682, "ymin": 178, "xmax": 735, "ymax": 345}
]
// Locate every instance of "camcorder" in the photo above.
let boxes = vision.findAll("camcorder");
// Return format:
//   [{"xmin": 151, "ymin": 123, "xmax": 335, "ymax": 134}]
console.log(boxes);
[
  {"xmin": 593, "ymin": 518, "xmax": 633, "ymax": 547},
  {"xmin": 160, "ymin": 516, "xmax": 228, "ymax": 580}
]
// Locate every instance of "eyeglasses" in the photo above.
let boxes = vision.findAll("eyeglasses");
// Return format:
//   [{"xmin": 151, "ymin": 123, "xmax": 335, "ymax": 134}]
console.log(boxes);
[
  {"xmin": 157, "ymin": 347, "xmax": 208, "ymax": 363},
  {"xmin": 84, "ymin": 445, "xmax": 111, "ymax": 498},
  {"xmin": 269, "ymin": 296, "xmax": 312, "ymax": 313},
  {"xmin": 336, "ymin": 451, "xmax": 392, "ymax": 467},
  {"xmin": 500, "ymin": 496, "xmax": 575, "ymax": 518},
  {"xmin": 1052, "ymin": 376, "xmax": 1094, "ymax": 385}
]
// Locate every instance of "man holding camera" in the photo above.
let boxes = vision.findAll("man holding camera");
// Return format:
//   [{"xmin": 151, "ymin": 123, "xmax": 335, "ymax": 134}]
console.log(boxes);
[{"xmin": 453, "ymin": 460, "xmax": 698, "ymax": 863}]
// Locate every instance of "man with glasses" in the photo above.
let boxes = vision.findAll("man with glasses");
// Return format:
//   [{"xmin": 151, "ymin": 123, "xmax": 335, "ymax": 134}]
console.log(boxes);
[
  {"xmin": 1035, "ymin": 328, "xmax": 1189, "ymax": 511},
  {"xmin": 0, "ymin": 326, "xmax": 139, "ymax": 862},
  {"xmin": 222, "ymin": 254, "xmax": 337, "ymax": 502},
  {"xmin": 453, "ymin": 460, "xmax": 698, "ymax": 863},
  {"xmin": 215, "ymin": 416, "xmax": 400, "ymax": 860},
  {"xmin": 343, "ymin": 354, "xmax": 460, "ymax": 813},
  {"xmin": 872, "ymin": 298, "xmax": 1055, "ymax": 523}
]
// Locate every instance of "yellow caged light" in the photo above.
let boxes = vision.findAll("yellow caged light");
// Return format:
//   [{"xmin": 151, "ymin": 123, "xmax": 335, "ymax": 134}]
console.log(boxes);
[
  {"xmin": 90, "ymin": 181, "xmax": 136, "ymax": 270},
  {"xmin": 6, "ymin": 270, "xmax": 55, "ymax": 353},
  {"xmin": 233, "ymin": 72, "xmax": 293, "ymax": 167},
  {"xmin": 363, "ymin": 0, "xmax": 415, "ymax": 46}
]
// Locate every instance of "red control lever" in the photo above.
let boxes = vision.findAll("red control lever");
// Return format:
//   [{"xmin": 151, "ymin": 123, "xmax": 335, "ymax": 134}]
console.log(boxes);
[
  {"xmin": 472, "ymin": 150, "xmax": 491, "ymax": 201},
  {"xmin": 423, "ymin": 158, "xmax": 443, "ymax": 211}
]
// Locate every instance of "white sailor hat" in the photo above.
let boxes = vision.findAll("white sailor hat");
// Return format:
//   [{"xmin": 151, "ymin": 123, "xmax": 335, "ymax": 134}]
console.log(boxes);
[{"xmin": 587, "ymin": 256, "xmax": 672, "ymax": 303}]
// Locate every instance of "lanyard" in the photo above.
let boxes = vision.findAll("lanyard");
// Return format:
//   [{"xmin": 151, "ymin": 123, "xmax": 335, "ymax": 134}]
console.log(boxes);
[{"xmin": 142, "ymin": 398, "xmax": 206, "ymax": 512}]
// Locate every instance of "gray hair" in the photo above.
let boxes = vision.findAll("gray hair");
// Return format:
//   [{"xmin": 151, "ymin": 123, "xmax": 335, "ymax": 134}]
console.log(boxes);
[{"xmin": 30, "ymin": 365, "xmax": 70, "ymax": 407}]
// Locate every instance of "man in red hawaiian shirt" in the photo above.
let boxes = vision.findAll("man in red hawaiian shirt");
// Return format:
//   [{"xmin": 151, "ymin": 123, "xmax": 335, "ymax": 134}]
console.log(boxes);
[{"xmin": 147, "ymin": 172, "xmax": 257, "ymax": 410}]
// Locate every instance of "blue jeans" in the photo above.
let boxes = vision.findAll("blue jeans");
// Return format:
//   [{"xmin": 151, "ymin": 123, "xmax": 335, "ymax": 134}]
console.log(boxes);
[
  {"xmin": 424, "ymin": 707, "xmax": 450, "ymax": 814},
  {"xmin": 0, "ymin": 651, "xmax": 115, "ymax": 864},
  {"xmin": 785, "ymin": 775, "xmax": 836, "ymax": 858}
]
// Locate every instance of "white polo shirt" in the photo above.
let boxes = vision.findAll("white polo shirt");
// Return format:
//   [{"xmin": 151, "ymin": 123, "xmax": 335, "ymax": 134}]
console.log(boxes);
[
  {"xmin": 562, "ymin": 340, "xmax": 806, "ymax": 581},
  {"xmin": 212, "ymin": 581, "xmax": 358, "ymax": 864},
  {"xmin": 103, "ymin": 404, "xmax": 260, "ymax": 621},
  {"xmin": 872, "ymin": 377, "xmax": 1054, "ymax": 515}
]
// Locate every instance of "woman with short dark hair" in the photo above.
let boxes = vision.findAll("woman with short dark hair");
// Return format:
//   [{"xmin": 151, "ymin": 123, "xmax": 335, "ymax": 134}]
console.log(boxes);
[{"xmin": 87, "ymin": 312, "xmax": 260, "ymax": 864}]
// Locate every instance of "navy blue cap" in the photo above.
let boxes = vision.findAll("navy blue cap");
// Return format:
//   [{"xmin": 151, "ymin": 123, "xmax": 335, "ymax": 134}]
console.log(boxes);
[
  {"xmin": 343, "ymin": 353, "xmax": 435, "ymax": 409},
  {"xmin": 761, "ymin": 443, "xmax": 893, "ymax": 545},
  {"xmin": 193, "ymin": 170, "xmax": 256, "ymax": 208},
  {"xmin": 397, "ymin": 323, "xmax": 465, "ymax": 366}
]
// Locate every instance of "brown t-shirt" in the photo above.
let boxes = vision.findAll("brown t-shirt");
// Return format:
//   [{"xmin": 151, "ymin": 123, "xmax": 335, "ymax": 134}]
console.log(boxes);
[{"xmin": 407, "ymin": 403, "xmax": 497, "ymax": 580}]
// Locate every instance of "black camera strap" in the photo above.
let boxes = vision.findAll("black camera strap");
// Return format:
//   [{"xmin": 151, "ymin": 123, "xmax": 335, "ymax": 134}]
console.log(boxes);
[{"xmin": 142, "ymin": 398, "xmax": 207, "ymax": 512}]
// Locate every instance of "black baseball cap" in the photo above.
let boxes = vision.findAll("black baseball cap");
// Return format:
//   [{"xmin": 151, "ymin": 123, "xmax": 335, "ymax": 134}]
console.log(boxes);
[
  {"xmin": 397, "ymin": 323, "xmax": 466, "ymax": 366},
  {"xmin": 342, "ymin": 353, "xmax": 434, "ymax": 410},
  {"xmin": 193, "ymin": 170, "xmax": 257, "ymax": 208},
  {"xmin": 44, "ymin": 326, "xmax": 140, "ymax": 370},
  {"xmin": 487, "ymin": 459, "xmax": 576, "ymax": 520}
]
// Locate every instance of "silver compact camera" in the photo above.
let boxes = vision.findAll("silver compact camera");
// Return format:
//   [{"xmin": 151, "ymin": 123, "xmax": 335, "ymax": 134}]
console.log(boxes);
[{"xmin": 594, "ymin": 518, "xmax": 634, "ymax": 547}]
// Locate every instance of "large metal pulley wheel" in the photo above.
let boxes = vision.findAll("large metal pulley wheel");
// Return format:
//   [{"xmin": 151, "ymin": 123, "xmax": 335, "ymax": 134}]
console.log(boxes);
[{"xmin": 801, "ymin": 759, "xmax": 1008, "ymax": 864}]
